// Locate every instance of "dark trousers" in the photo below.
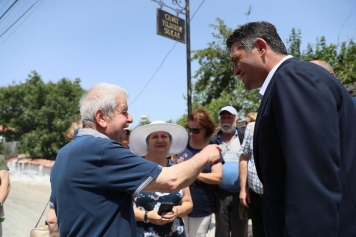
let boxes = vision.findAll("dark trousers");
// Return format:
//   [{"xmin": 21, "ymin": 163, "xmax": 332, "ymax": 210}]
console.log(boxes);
[
  {"xmin": 215, "ymin": 188, "xmax": 248, "ymax": 237},
  {"xmin": 249, "ymin": 189, "xmax": 265, "ymax": 237}
]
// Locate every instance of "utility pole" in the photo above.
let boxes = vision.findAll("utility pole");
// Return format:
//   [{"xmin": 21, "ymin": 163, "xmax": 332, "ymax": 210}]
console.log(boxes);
[
  {"xmin": 185, "ymin": 0, "xmax": 191, "ymax": 115},
  {"xmin": 153, "ymin": 0, "xmax": 192, "ymax": 115}
]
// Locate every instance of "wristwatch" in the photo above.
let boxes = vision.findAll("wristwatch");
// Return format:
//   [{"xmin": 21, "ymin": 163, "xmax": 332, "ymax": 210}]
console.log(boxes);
[
  {"xmin": 0, "ymin": 202, "xmax": 2, "ymax": 207},
  {"xmin": 143, "ymin": 211, "xmax": 149, "ymax": 223}
]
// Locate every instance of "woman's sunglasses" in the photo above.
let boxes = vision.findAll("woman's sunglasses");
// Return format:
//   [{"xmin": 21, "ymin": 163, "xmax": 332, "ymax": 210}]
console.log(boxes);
[{"xmin": 186, "ymin": 127, "xmax": 204, "ymax": 134}]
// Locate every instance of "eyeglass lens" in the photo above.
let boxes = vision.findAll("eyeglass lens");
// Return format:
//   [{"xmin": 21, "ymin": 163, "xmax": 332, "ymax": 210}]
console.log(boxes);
[{"xmin": 187, "ymin": 127, "xmax": 202, "ymax": 134}]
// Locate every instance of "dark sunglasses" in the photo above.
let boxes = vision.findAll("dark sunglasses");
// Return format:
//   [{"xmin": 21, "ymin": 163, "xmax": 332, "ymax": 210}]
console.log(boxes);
[{"xmin": 186, "ymin": 127, "xmax": 204, "ymax": 134}]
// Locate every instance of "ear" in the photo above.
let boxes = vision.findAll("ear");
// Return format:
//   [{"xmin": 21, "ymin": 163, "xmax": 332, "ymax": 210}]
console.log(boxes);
[
  {"xmin": 255, "ymin": 38, "xmax": 268, "ymax": 55},
  {"xmin": 94, "ymin": 109, "xmax": 107, "ymax": 128}
]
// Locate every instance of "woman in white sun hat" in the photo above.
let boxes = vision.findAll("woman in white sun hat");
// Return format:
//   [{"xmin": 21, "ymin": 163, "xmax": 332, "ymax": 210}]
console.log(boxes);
[{"xmin": 130, "ymin": 120, "xmax": 193, "ymax": 237}]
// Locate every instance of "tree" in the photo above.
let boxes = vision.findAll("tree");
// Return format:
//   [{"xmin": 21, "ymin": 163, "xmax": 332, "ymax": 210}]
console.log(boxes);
[
  {"xmin": 0, "ymin": 71, "xmax": 85, "ymax": 159},
  {"xmin": 286, "ymin": 28, "xmax": 302, "ymax": 58},
  {"xmin": 288, "ymin": 32, "xmax": 356, "ymax": 84},
  {"xmin": 190, "ymin": 18, "xmax": 260, "ymax": 123}
]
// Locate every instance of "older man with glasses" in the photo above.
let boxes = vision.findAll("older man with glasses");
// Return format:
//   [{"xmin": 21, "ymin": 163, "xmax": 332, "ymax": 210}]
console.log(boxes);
[{"xmin": 211, "ymin": 106, "xmax": 248, "ymax": 237}]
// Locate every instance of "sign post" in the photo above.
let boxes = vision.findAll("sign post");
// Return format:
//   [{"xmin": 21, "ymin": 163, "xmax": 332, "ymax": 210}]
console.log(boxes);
[{"xmin": 154, "ymin": 0, "xmax": 192, "ymax": 115}]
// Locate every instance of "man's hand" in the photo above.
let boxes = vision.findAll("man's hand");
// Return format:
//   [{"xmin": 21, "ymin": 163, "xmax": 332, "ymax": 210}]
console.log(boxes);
[
  {"xmin": 199, "ymin": 144, "xmax": 222, "ymax": 164},
  {"xmin": 239, "ymin": 189, "xmax": 250, "ymax": 207}
]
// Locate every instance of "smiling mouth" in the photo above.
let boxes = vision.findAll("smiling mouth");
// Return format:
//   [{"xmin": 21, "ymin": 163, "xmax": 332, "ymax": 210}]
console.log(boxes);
[{"xmin": 240, "ymin": 73, "xmax": 246, "ymax": 83}]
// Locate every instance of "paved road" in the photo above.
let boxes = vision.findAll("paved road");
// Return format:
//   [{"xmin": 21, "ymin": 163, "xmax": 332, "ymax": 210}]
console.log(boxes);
[{"xmin": 3, "ymin": 180, "xmax": 51, "ymax": 237}]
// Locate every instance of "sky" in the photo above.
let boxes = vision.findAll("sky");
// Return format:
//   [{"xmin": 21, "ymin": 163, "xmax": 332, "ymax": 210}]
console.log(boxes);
[{"xmin": 0, "ymin": 0, "xmax": 355, "ymax": 128}]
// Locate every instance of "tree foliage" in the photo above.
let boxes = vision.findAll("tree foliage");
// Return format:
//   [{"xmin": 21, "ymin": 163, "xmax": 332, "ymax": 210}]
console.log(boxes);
[
  {"xmin": 288, "ymin": 30, "xmax": 356, "ymax": 84},
  {"xmin": 190, "ymin": 18, "xmax": 259, "ymax": 123},
  {"xmin": 0, "ymin": 71, "xmax": 85, "ymax": 159}
]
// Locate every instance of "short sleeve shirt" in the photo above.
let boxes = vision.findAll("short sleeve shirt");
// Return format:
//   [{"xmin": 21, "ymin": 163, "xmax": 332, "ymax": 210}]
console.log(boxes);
[
  {"xmin": 50, "ymin": 129, "xmax": 162, "ymax": 237},
  {"xmin": 0, "ymin": 155, "xmax": 8, "ymax": 171},
  {"xmin": 239, "ymin": 122, "xmax": 263, "ymax": 194}
]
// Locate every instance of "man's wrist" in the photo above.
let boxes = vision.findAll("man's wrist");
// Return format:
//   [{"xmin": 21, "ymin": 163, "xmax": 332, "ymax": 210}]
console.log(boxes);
[
  {"xmin": 143, "ymin": 211, "xmax": 149, "ymax": 223},
  {"xmin": 194, "ymin": 153, "xmax": 210, "ymax": 166}
]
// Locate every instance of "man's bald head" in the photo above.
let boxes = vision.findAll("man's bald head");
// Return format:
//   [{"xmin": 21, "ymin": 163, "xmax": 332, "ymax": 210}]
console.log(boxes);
[{"xmin": 310, "ymin": 60, "xmax": 335, "ymax": 76}]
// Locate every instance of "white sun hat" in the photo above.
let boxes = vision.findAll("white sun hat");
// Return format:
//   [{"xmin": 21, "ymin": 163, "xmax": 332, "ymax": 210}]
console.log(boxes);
[{"xmin": 129, "ymin": 120, "xmax": 188, "ymax": 156}]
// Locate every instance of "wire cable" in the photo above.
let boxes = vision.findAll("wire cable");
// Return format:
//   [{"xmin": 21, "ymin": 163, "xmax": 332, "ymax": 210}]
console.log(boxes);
[
  {"xmin": 0, "ymin": 0, "xmax": 18, "ymax": 21},
  {"xmin": 129, "ymin": 0, "xmax": 206, "ymax": 106},
  {"xmin": 0, "ymin": 0, "xmax": 13, "ymax": 16},
  {"xmin": 0, "ymin": 0, "xmax": 41, "ymax": 39}
]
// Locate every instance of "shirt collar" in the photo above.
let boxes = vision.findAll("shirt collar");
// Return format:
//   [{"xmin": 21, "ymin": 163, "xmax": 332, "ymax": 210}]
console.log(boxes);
[
  {"xmin": 75, "ymin": 128, "xmax": 109, "ymax": 139},
  {"xmin": 217, "ymin": 128, "xmax": 238, "ymax": 142},
  {"xmin": 258, "ymin": 55, "xmax": 293, "ymax": 100}
]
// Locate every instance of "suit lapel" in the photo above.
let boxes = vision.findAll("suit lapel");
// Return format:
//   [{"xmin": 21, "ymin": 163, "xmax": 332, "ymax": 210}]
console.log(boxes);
[{"xmin": 254, "ymin": 57, "xmax": 297, "ymax": 161}]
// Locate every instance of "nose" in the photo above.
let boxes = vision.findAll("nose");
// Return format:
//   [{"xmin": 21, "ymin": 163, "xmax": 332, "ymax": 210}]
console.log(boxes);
[{"xmin": 127, "ymin": 114, "xmax": 133, "ymax": 123}]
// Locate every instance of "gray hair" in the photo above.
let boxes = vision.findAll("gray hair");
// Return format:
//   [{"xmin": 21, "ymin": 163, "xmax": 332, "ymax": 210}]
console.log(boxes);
[{"xmin": 80, "ymin": 83, "xmax": 129, "ymax": 127}]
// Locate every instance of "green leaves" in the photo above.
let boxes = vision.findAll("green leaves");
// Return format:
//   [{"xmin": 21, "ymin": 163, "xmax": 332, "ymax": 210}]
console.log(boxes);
[
  {"xmin": 289, "ymin": 33, "xmax": 356, "ymax": 85},
  {"xmin": 190, "ymin": 19, "xmax": 260, "ymax": 122},
  {"xmin": 0, "ymin": 71, "xmax": 84, "ymax": 159}
]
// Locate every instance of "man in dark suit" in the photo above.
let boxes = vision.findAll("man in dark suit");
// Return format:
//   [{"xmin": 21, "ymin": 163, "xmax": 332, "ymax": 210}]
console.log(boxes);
[{"xmin": 226, "ymin": 21, "xmax": 356, "ymax": 237}]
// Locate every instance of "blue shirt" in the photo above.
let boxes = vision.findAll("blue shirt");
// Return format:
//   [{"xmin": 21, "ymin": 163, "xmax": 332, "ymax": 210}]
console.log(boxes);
[
  {"xmin": 216, "ymin": 130, "xmax": 242, "ymax": 193},
  {"xmin": 50, "ymin": 128, "xmax": 162, "ymax": 237}
]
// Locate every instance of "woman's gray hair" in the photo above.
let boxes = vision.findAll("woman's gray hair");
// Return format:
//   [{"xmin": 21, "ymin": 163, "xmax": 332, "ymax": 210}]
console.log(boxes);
[{"xmin": 80, "ymin": 83, "xmax": 129, "ymax": 127}]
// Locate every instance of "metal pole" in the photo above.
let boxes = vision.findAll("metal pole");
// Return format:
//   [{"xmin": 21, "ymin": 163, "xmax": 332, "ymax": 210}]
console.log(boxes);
[{"xmin": 185, "ymin": 0, "xmax": 192, "ymax": 115}]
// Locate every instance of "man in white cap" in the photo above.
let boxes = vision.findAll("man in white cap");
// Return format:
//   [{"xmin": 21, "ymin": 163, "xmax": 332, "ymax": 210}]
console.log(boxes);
[{"xmin": 211, "ymin": 106, "xmax": 248, "ymax": 237}]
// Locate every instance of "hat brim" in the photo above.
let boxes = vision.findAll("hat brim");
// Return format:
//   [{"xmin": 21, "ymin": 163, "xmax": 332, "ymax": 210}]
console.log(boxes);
[{"xmin": 129, "ymin": 123, "xmax": 188, "ymax": 157}]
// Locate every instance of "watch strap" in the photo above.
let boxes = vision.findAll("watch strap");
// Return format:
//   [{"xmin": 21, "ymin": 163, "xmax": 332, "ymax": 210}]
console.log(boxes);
[{"xmin": 143, "ymin": 211, "xmax": 149, "ymax": 223}]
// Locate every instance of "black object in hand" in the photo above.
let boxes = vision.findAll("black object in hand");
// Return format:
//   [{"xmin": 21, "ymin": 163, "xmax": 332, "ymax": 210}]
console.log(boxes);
[{"xmin": 157, "ymin": 203, "xmax": 174, "ymax": 215}]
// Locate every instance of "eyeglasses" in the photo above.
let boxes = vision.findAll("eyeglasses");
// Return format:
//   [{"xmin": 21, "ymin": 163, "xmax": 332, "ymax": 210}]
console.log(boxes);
[{"xmin": 186, "ymin": 127, "xmax": 204, "ymax": 134}]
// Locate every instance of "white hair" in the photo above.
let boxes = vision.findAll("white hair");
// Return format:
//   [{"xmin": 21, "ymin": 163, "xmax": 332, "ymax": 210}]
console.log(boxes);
[{"xmin": 79, "ymin": 83, "xmax": 129, "ymax": 127}]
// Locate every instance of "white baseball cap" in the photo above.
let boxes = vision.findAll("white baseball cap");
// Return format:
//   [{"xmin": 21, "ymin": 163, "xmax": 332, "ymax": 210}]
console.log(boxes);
[{"xmin": 219, "ymin": 106, "xmax": 237, "ymax": 116}]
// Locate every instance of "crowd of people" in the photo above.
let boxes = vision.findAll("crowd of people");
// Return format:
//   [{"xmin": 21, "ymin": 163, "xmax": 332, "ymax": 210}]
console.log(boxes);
[{"xmin": 1, "ymin": 20, "xmax": 355, "ymax": 237}]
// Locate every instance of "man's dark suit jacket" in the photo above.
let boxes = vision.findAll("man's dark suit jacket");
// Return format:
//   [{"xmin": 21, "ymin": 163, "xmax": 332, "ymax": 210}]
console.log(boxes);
[{"xmin": 254, "ymin": 57, "xmax": 356, "ymax": 236}]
